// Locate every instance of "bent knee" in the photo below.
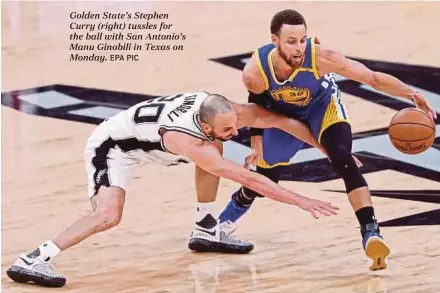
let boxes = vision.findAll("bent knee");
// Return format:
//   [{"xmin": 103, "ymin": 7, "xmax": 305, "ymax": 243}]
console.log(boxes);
[
  {"xmin": 328, "ymin": 147, "xmax": 354, "ymax": 170},
  {"xmin": 94, "ymin": 207, "xmax": 122, "ymax": 231}
]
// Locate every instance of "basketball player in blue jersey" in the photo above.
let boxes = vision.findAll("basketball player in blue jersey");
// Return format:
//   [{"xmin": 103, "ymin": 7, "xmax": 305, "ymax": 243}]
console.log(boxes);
[{"xmin": 217, "ymin": 9, "xmax": 437, "ymax": 271}]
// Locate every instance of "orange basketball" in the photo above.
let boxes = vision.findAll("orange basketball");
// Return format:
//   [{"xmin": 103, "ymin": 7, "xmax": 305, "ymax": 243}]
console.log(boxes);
[{"xmin": 388, "ymin": 108, "xmax": 436, "ymax": 154}]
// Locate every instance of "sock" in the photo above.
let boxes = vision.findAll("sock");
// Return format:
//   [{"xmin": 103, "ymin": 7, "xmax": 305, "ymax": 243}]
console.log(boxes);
[
  {"xmin": 218, "ymin": 190, "xmax": 252, "ymax": 223},
  {"xmin": 27, "ymin": 240, "xmax": 61, "ymax": 263},
  {"xmin": 235, "ymin": 188, "xmax": 256, "ymax": 207},
  {"xmin": 355, "ymin": 206, "xmax": 379, "ymax": 236},
  {"xmin": 195, "ymin": 202, "xmax": 217, "ymax": 229}
]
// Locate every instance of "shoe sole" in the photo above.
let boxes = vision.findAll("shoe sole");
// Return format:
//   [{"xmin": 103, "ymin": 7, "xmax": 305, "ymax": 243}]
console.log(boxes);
[
  {"xmin": 6, "ymin": 266, "xmax": 66, "ymax": 288},
  {"xmin": 188, "ymin": 238, "xmax": 253, "ymax": 254},
  {"xmin": 365, "ymin": 236, "xmax": 390, "ymax": 271}
]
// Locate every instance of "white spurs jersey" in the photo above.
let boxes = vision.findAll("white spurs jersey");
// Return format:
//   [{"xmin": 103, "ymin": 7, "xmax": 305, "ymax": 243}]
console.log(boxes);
[{"xmin": 90, "ymin": 92, "xmax": 214, "ymax": 165}]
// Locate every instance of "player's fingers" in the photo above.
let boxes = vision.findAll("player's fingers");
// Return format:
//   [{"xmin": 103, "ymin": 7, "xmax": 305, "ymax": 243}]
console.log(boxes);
[
  {"xmin": 248, "ymin": 155, "xmax": 257, "ymax": 166},
  {"xmin": 321, "ymin": 204, "xmax": 338, "ymax": 215},
  {"xmin": 353, "ymin": 156, "xmax": 362, "ymax": 168},
  {"xmin": 316, "ymin": 207, "xmax": 332, "ymax": 216},
  {"xmin": 324, "ymin": 202, "xmax": 340, "ymax": 210},
  {"xmin": 311, "ymin": 209, "xmax": 319, "ymax": 219},
  {"xmin": 244, "ymin": 158, "xmax": 250, "ymax": 169},
  {"xmin": 244, "ymin": 154, "xmax": 255, "ymax": 169},
  {"xmin": 430, "ymin": 108, "xmax": 437, "ymax": 120},
  {"xmin": 425, "ymin": 110, "xmax": 434, "ymax": 122}
]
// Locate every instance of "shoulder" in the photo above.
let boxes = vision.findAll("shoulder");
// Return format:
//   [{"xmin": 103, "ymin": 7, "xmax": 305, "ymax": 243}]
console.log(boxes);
[
  {"xmin": 161, "ymin": 130, "xmax": 202, "ymax": 154},
  {"xmin": 315, "ymin": 44, "xmax": 347, "ymax": 75},
  {"xmin": 242, "ymin": 51, "xmax": 269, "ymax": 94}
]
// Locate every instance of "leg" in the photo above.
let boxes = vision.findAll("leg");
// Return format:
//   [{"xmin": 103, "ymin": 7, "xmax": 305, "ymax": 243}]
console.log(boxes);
[
  {"xmin": 218, "ymin": 166, "xmax": 282, "ymax": 234},
  {"xmin": 194, "ymin": 140, "xmax": 222, "ymax": 203},
  {"xmin": 320, "ymin": 122, "xmax": 390, "ymax": 270},
  {"xmin": 53, "ymin": 186, "xmax": 125, "ymax": 251},
  {"xmin": 6, "ymin": 186, "xmax": 126, "ymax": 287},
  {"xmin": 7, "ymin": 128, "xmax": 134, "ymax": 287},
  {"xmin": 194, "ymin": 140, "xmax": 222, "ymax": 227},
  {"xmin": 218, "ymin": 127, "xmax": 303, "ymax": 234},
  {"xmin": 189, "ymin": 140, "xmax": 253, "ymax": 253}
]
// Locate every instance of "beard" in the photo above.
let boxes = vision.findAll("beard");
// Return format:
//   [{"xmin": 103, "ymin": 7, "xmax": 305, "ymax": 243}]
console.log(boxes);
[
  {"xmin": 278, "ymin": 46, "xmax": 302, "ymax": 68},
  {"xmin": 207, "ymin": 130, "xmax": 232, "ymax": 142}
]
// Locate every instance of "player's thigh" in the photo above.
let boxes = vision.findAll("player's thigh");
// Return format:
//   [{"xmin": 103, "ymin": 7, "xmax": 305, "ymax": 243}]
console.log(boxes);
[
  {"xmin": 84, "ymin": 129, "xmax": 135, "ymax": 211},
  {"xmin": 257, "ymin": 128, "xmax": 304, "ymax": 168},
  {"xmin": 317, "ymin": 91, "xmax": 350, "ymax": 142}
]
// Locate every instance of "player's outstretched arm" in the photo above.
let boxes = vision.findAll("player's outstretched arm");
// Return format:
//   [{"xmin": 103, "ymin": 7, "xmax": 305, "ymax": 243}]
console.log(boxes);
[
  {"xmin": 236, "ymin": 103, "xmax": 326, "ymax": 154},
  {"xmin": 162, "ymin": 131, "xmax": 339, "ymax": 219},
  {"xmin": 316, "ymin": 46, "xmax": 437, "ymax": 120}
]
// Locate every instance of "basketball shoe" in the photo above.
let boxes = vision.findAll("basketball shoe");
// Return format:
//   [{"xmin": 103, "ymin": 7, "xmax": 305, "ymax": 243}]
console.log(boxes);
[
  {"xmin": 362, "ymin": 223, "xmax": 390, "ymax": 271},
  {"xmin": 188, "ymin": 214, "xmax": 253, "ymax": 254},
  {"xmin": 7, "ymin": 253, "xmax": 66, "ymax": 287}
]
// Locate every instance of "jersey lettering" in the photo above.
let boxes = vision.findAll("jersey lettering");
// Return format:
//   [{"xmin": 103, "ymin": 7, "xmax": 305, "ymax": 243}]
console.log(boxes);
[
  {"xmin": 134, "ymin": 103, "xmax": 165, "ymax": 124},
  {"xmin": 132, "ymin": 93, "xmax": 200, "ymax": 124}
]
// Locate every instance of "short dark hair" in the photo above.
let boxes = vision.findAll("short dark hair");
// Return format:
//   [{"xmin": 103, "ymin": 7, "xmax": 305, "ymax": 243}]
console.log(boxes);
[
  {"xmin": 199, "ymin": 94, "xmax": 233, "ymax": 125},
  {"xmin": 270, "ymin": 9, "xmax": 307, "ymax": 35}
]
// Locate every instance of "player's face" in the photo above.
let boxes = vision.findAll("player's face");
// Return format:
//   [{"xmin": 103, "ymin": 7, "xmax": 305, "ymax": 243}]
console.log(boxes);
[
  {"xmin": 272, "ymin": 24, "xmax": 307, "ymax": 68},
  {"xmin": 209, "ymin": 112, "xmax": 239, "ymax": 142}
]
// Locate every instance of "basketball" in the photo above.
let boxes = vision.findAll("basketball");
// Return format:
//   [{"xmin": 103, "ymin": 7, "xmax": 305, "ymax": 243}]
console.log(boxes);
[{"xmin": 388, "ymin": 108, "xmax": 436, "ymax": 154}]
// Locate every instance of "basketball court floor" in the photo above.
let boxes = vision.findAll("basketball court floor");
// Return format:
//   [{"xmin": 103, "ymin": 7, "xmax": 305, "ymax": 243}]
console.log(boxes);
[{"xmin": 2, "ymin": 1, "xmax": 440, "ymax": 292}]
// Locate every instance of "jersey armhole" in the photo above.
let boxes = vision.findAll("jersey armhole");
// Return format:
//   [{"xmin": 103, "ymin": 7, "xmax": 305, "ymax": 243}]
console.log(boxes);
[
  {"xmin": 311, "ymin": 37, "xmax": 321, "ymax": 80},
  {"xmin": 158, "ymin": 126, "xmax": 208, "ymax": 155}
]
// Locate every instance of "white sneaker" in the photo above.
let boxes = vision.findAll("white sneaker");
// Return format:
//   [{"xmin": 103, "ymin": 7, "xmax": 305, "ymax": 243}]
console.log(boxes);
[
  {"xmin": 7, "ymin": 255, "xmax": 66, "ymax": 287},
  {"xmin": 188, "ymin": 215, "xmax": 253, "ymax": 254},
  {"xmin": 218, "ymin": 220, "xmax": 238, "ymax": 235}
]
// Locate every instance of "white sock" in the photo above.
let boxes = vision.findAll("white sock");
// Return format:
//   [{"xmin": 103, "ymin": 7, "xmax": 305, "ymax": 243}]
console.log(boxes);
[
  {"xmin": 196, "ymin": 202, "xmax": 216, "ymax": 223},
  {"xmin": 38, "ymin": 240, "xmax": 61, "ymax": 263}
]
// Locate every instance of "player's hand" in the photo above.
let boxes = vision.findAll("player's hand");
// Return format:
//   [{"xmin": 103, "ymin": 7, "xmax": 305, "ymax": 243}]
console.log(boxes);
[
  {"xmin": 412, "ymin": 92, "xmax": 437, "ymax": 121},
  {"xmin": 352, "ymin": 155, "xmax": 363, "ymax": 168},
  {"xmin": 244, "ymin": 136, "xmax": 263, "ymax": 169},
  {"xmin": 297, "ymin": 197, "xmax": 339, "ymax": 219}
]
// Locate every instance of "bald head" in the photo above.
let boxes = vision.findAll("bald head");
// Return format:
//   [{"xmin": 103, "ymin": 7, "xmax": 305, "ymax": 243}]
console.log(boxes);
[
  {"xmin": 199, "ymin": 94, "xmax": 233, "ymax": 125},
  {"xmin": 198, "ymin": 94, "xmax": 238, "ymax": 142}
]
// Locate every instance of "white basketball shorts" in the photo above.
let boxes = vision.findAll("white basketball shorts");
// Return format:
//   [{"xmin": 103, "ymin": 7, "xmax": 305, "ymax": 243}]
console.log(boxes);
[{"xmin": 84, "ymin": 120, "xmax": 190, "ymax": 198}]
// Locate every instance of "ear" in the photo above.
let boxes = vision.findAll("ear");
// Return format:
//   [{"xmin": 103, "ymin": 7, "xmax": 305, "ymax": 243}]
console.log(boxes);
[
  {"xmin": 271, "ymin": 34, "xmax": 278, "ymax": 46},
  {"xmin": 200, "ymin": 122, "xmax": 212, "ymax": 133}
]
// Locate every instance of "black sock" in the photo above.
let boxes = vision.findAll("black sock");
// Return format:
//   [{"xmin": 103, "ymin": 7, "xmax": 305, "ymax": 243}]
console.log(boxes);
[
  {"xmin": 235, "ymin": 188, "xmax": 256, "ymax": 207},
  {"xmin": 355, "ymin": 206, "xmax": 379, "ymax": 236}
]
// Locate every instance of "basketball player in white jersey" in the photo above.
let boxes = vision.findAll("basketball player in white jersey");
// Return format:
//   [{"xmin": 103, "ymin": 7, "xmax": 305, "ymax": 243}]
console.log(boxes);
[{"xmin": 7, "ymin": 92, "xmax": 338, "ymax": 287}]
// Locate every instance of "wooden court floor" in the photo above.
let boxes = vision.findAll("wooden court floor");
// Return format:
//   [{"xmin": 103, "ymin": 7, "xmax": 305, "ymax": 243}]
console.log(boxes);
[{"xmin": 2, "ymin": 1, "xmax": 440, "ymax": 292}]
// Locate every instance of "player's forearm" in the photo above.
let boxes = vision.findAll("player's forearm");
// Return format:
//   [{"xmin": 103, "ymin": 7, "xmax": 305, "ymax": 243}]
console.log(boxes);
[
  {"xmin": 371, "ymin": 72, "xmax": 415, "ymax": 99},
  {"xmin": 210, "ymin": 160, "xmax": 305, "ymax": 206},
  {"xmin": 243, "ymin": 171, "xmax": 307, "ymax": 206}
]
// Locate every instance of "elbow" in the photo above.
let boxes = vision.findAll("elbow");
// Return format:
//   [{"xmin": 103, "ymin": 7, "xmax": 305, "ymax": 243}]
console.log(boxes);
[
  {"xmin": 218, "ymin": 165, "xmax": 255, "ymax": 187},
  {"xmin": 242, "ymin": 71, "xmax": 254, "ymax": 90}
]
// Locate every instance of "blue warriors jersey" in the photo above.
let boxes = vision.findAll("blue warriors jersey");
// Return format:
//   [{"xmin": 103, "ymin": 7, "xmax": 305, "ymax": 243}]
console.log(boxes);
[
  {"xmin": 254, "ymin": 37, "xmax": 350, "ymax": 168},
  {"xmin": 255, "ymin": 37, "xmax": 346, "ymax": 123}
]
